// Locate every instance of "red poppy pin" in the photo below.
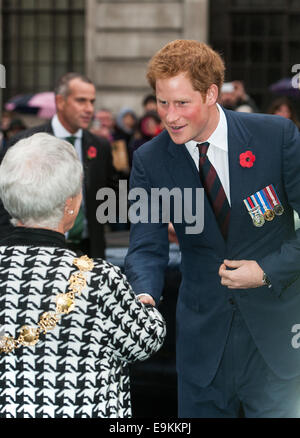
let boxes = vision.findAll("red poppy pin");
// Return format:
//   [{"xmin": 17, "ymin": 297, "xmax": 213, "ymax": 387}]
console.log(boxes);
[
  {"xmin": 87, "ymin": 146, "xmax": 97, "ymax": 160},
  {"xmin": 239, "ymin": 150, "xmax": 256, "ymax": 168}
]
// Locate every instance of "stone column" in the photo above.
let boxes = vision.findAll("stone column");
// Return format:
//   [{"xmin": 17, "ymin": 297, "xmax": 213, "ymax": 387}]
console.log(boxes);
[
  {"xmin": 183, "ymin": 0, "xmax": 209, "ymax": 43},
  {"xmin": 85, "ymin": 0, "xmax": 97, "ymax": 81}
]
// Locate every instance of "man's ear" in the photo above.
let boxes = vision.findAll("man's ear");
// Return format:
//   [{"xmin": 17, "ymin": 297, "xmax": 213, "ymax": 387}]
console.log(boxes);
[
  {"xmin": 55, "ymin": 94, "xmax": 65, "ymax": 112},
  {"xmin": 206, "ymin": 84, "xmax": 219, "ymax": 106}
]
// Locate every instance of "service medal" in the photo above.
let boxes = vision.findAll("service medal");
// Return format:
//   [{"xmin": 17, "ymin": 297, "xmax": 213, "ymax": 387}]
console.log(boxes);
[
  {"xmin": 274, "ymin": 204, "xmax": 284, "ymax": 215},
  {"xmin": 252, "ymin": 213, "xmax": 265, "ymax": 227},
  {"xmin": 255, "ymin": 190, "xmax": 275, "ymax": 221},
  {"xmin": 264, "ymin": 209, "xmax": 275, "ymax": 221},
  {"xmin": 243, "ymin": 198, "xmax": 265, "ymax": 227}
]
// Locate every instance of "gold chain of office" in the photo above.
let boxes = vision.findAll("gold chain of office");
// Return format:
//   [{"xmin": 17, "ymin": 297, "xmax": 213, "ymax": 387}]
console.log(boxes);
[{"xmin": 0, "ymin": 255, "xmax": 94, "ymax": 354}]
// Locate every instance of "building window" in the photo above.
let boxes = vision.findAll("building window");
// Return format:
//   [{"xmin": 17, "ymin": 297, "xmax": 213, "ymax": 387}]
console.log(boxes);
[
  {"xmin": 210, "ymin": 0, "xmax": 300, "ymax": 111},
  {"xmin": 2, "ymin": 0, "xmax": 85, "ymax": 101}
]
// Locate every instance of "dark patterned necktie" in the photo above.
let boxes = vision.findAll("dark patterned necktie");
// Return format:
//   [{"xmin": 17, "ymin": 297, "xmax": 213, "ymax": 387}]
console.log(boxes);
[
  {"xmin": 65, "ymin": 136, "xmax": 84, "ymax": 244},
  {"xmin": 197, "ymin": 142, "xmax": 230, "ymax": 239},
  {"xmin": 65, "ymin": 136, "xmax": 76, "ymax": 146}
]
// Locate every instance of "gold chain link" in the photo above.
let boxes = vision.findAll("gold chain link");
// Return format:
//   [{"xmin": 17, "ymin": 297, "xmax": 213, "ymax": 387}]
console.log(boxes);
[{"xmin": 0, "ymin": 255, "xmax": 94, "ymax": 354}]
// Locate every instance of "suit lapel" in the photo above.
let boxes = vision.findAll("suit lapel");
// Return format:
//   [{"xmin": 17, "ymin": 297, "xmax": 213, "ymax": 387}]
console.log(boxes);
[
  {"xmin": 224, "ymin": 109, "xmax": 255, "ymax": 252},
  {"xmin": 40, "ymin": 119, "xmax": 55, "ymax": 137},
  {"xmin": 81, "ymin": 131, "xmax": 88, "ymax": 165},
  {"xmin": 47, "ymin": 122, "xmax": 53, "ymax": 133},
  {"xmin": 167, "ymin": 139, "xmax": 200, "ymax": 187}
]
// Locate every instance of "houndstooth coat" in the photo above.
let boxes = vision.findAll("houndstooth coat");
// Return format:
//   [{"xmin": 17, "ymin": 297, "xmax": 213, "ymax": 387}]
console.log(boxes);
[{"xmin": 0, "ymin": 228, "xmax": 166, "ymax": 418}]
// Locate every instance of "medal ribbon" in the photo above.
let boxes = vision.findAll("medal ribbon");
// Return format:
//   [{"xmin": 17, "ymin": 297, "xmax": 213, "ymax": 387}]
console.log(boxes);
[
  {"xmin": 253, "ymin": 193, "xmax": 265, "ymax": 214},
  {"xmin": 263, "ymin": 187, "xmax": 275, "ymax": 209},
  {"xmin": 244, "ymin": 197, "xmax": 254, "ymax": 211},
  {"xmin": 270, "ymin": 184, "xmax": 282, "ymax": 206},
  {"xmin": 258, "ymin": 190, "xmax": 273, "ymax": 212},
  {"xmin": 266, "ymin": 185, "xmax": 279, "ymax": 207}
]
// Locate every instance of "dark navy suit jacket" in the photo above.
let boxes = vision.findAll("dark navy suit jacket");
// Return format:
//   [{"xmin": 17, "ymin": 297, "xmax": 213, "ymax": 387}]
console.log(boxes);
[{"xmin": 125, "ymin": 108, "xmax": 300, "ymax": 387}]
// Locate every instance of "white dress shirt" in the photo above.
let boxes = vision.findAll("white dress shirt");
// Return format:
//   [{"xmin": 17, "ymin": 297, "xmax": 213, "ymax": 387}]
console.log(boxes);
[
  {"xmin": 185, "ymin": 104, "xmax": 231, "ymax": 205},
  {"xmin": 51, "ymin": 114, "xmax": 83, "ymax": 162}
]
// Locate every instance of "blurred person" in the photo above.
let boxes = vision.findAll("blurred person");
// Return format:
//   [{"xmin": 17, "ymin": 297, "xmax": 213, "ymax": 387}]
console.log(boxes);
[
  {"xmin": 268, "ymin": 97, "xmax": 300, "ymax": 233},
  {"xmin": 142, "ymin": 94, "xmax": 157, "ymax": 113},
  {"xmin": 0, "ymin": 132, "xmax": 166, "ymax": 418},
  {"xmin": 109, "ymin": 107, "xmax": 138, "ymax": 232},
  {"xmin": 219, "ymin": 82, "xmax": 237, "ymax": 110},
  {"xmin": 125, "ymin": 39, "xmax": 300, "ymax": 418},
  {"xmin": 0, "ymin": 110, "xmax": 14, "ymax": 134},
  {"xmin": 219, "ymin": 81, "xmax": 258, "ymax": 113},
  {"xmin": 114, "ymin": 107, "xmax": 138, "ymax": 149},
  {"xmin": 5, "ymin": 118, "xmax": 26, "ymax": 139},
  {"xmin": 90, "ymin": 108, "xmax": 116, "ymax": 142},
  {"xmin": 267, "ymin": 97, "xmax": 300, "ymax": 129},
  {"xmin": 129, "ymin": 111, "xmax": 163, "ymax": 166},
  {"xmin": 232, "ymin": 80, "xmax": 259, "ymax": 113},
  {"xmin": 0, "ymin": 111, "xmax": 15, "ymax": 153},
  {"xmin": 6, "ymin": 72, "xmax": 117, "ymax": 259},
  {"xmin": 90, "ymin": 108, "xmax": 131, "ymax": 183}
]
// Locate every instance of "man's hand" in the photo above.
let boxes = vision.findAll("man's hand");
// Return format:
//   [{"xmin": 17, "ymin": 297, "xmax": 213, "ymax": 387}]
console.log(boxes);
[
  {"xmin": 219, "ymin": 259, "xmax": 264, "ymax": 289},
  {"xmin": 138, "ymin": 294, "xmax": 156, "ymax": 306}
]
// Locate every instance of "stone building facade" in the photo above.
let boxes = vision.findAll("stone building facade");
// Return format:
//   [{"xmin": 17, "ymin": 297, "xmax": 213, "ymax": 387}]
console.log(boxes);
[
  {"xmin": 0, "ymin": 0, "xmax": 209, "ymax": 117},
  {"xmin": 2, "ymin": 1, "xmax": 298, "ymax": 117},
  {"xmin": 86, "ymin": 0, "xmax": 209, "ymax": 114}
]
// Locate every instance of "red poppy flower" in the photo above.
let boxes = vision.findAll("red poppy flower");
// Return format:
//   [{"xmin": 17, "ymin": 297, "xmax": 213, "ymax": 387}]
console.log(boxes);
[
  {"xmin": 87, "ymin": 146, "xmax": 97, "ymax": 159},
  {"xmin": 239, "ymin": 150, "xmax": 256, "ymax": 168}
]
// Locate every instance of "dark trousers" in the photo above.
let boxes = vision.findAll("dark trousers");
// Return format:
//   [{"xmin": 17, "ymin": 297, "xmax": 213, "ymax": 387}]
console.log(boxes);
[{"xmin": 178, "ymin": 306, "xmax": 300, "ymax": 418}]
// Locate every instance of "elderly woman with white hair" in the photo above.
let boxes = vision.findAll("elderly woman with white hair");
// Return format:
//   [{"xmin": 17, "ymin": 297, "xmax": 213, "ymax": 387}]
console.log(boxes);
[{"xmin": 0, "ymin": 133, "xmax": 165, "ymax": 418}]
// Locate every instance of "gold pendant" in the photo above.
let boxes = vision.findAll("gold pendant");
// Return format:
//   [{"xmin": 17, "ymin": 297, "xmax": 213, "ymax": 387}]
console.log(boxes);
[
  {"xmin": 0, "ymin": 336, "xmax": 16, "ymax": 354},
  {"xmin": 55, "ymin": 293, "xmax": 75, "ymax": 314},
  {"xmin": 73, "ymin": 255, "xmax": 94, "ymax": 272},
  {"xmin": 18, "ymin": 326, "xmax": 40, "ymax": 346},
  {"xmin": 38, "ymin": 312, "xmax": 59, "ymax": 334},
  {"xmin": 69, "ymin": 272, "xmax": 86, "ymax": 295}
]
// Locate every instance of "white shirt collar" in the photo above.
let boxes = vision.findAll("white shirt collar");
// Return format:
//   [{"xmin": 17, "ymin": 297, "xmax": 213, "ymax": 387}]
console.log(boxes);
[
  {"xmin": 51, "ymin": 114, "xmax": 83, "ymax": 139},
  {"xmin": 185, "ymin": 103, "xmax": 228, "ymax": 153}
]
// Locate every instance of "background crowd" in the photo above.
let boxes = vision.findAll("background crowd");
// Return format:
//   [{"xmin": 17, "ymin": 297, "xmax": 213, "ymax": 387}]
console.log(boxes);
[
  {"xmin": 2, "ymin": 80, "xmax": 299, "ymax": 162},
  {"xmin": 1, "ymin": 73, "xmax": 300, "ymax": 418},
  {"xmin": 1, "ymin": 76, "xmax": 300, "ymax": 247},
  {"xmin": 1, "ymin": 78, "xmax": 299, "ymax": 218}
]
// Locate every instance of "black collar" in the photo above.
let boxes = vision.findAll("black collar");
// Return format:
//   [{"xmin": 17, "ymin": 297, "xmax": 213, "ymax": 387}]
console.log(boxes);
[{"xmin": 0, "ymin": 227, "xmax": 68, "ymax": 249}]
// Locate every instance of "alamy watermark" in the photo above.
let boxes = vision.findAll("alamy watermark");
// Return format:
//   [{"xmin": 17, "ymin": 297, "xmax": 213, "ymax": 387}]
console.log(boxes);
[
  {"xmin": 96, "ymin": 180, "xmax": 204, "ymax": 234},
  {"xmin": 0, "ymin": 64, "xmax": 6, "ymax": 88},
  {"xmin": 291, "ymin": 324, "xmax": 300, "ymax": 349}
]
